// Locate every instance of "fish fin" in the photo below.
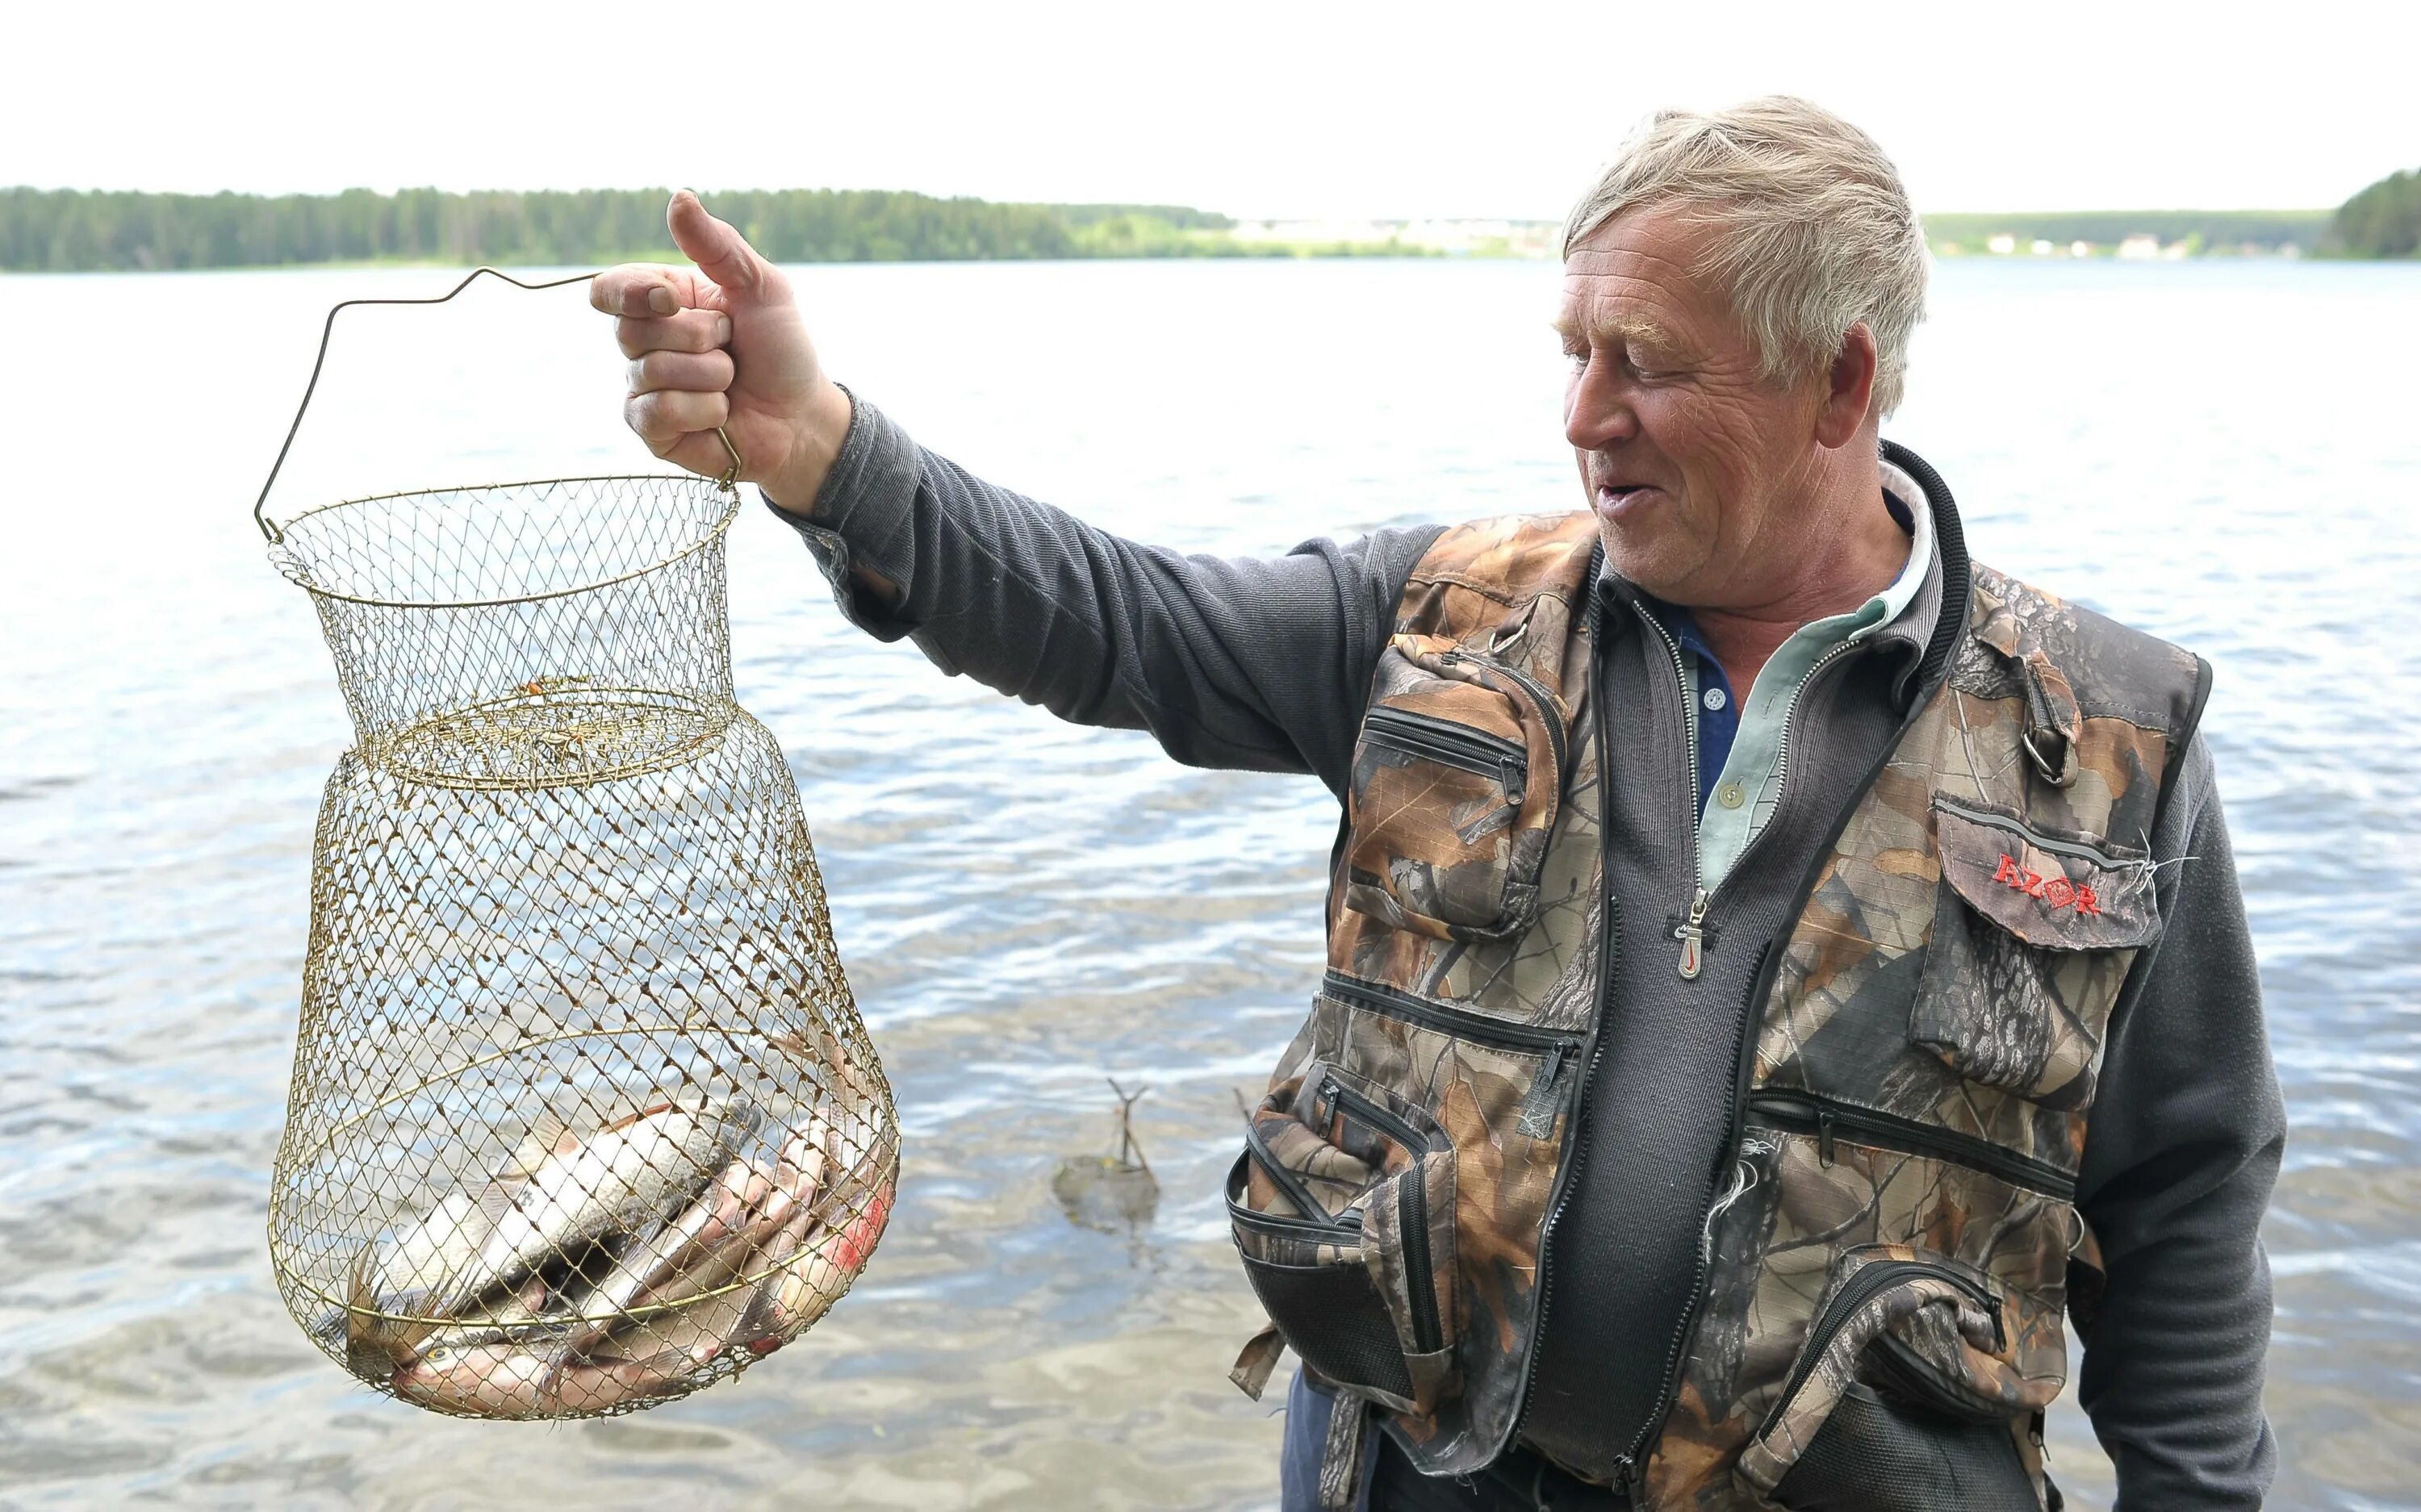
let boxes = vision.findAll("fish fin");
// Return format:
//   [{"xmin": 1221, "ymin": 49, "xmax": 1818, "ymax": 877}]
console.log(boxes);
[
  {"xmin": 497, "ymin": 1113, "xmax": 575, "ymax": 1181},
  {"xmin": 475, "ymin": 1181, "xmax": 520, "ymax": 1230}
]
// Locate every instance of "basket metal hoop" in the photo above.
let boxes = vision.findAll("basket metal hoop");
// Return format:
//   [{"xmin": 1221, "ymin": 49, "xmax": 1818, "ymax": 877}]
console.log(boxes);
[
  {"xmin": 251, "ymin": 265, "xmax": 742, "ymax": 546},
  {"xmin": 268, "ymin": 477, "xmax": 743, "ymax": 611}
]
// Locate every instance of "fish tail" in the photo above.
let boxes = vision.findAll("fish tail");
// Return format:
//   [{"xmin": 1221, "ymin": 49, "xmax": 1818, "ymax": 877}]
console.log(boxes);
[{"xmin": 345, "ymin": 1249, "xmax": 439, "ymax": 1375}]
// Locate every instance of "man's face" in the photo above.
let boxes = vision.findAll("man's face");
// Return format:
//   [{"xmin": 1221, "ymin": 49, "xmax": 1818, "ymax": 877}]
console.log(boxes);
[{"xmin": 1557, "ymin": 207, "xmax": 1830, "ymax": 608}]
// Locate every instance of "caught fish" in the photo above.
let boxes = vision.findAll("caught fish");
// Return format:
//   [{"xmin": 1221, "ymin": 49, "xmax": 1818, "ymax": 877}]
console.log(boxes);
[
  {"xmin": 562, "ymin": 1155, "xmax": 770, "ymax": 1351},
  {"xmin": 554, "ymin": 1269, "xmax": 770, "ymax": 1413},
  {"xmin": 752, "ymin": 1175, "xmax": 897, "ymax": 1352},
  {"xmin": 437, "ymin": 1095, "xmax": 757, "ymax": 1319},
  {"xmin": 560, "ymin": 1117, "xmax": 838, "ymax": 1361},
  {"xmin": 346, "ymin": 1188, "xmax": 510, "ymax": 1372},
  {"xmin": 344, "ymin": 1112, "xmax": 590, "ymax": 1373},
  {"xmin": 391, "ymin": 1339, "xmax": 559, "ymax": 1419}
]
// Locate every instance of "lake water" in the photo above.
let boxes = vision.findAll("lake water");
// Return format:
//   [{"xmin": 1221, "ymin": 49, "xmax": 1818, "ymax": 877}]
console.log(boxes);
[{"xmin": 2, "ymin": 254, "xmax": 2417, "ymax": 1510}]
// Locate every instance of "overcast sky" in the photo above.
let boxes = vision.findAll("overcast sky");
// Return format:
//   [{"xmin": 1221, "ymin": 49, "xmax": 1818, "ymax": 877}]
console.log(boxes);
[{"xmin": 11, "ymin": 0, "xmax": 2412, "ymax": 219}]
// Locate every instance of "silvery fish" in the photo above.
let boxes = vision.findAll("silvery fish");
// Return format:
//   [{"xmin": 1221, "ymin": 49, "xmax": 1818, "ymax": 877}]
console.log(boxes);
[
  {"xmin": 345, "ymin": 1114, "xmax": 585, "ymax": 1372},
  {"xmin": 437, "ymin": 1095, "xmax": 756, "ymax": 1318}
]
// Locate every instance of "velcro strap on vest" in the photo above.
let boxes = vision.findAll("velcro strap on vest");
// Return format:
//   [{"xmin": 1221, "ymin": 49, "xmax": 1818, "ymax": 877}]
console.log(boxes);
[
  {"xmin": 1319, "ymin": 1393, "xmax": 1372, "ymax": 1510},
  {"xmin": 1230, "ymin": 1319, "xmax": 1286, "ymax": 1401}
]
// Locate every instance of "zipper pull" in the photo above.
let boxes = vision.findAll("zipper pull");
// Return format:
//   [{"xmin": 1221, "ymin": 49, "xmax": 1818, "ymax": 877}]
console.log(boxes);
[
  {"xmin": 1817, "ymin": 1108, "xmax": 1837, "ymax": 1166},
  {"xmin": 1315, "ymin": 1076, "xmax": 1339, "ymax": 1130},
  {"xmin": 1513, "ymin": 1038, "xmax": 1575, "ymax": 1138},
  {"xmin": 1500, "ymin": 756, "xmax": 1527, "ymax": 807},
  {"xmin": 1674, "ymin": 889, "xmax": 1709, "ymax": 979},
  {"xmin": 1616, "ymin": 1456, "xmax": 1645, "ymax": 1508}
]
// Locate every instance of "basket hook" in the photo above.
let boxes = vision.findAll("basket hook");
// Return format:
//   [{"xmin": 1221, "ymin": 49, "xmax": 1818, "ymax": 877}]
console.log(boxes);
[{"xmin": 252, "ymin": 266, "xmax": 743, "ymax": 541}]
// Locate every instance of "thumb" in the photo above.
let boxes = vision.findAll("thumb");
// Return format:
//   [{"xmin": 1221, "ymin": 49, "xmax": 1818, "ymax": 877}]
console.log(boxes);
[{"xmin": 667, "ymin": 190, "xmax": 769, "ymax": 299}]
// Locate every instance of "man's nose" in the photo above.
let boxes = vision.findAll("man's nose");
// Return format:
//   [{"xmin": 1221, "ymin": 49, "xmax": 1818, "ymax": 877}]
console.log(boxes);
[{"xmin": 1565, "ymin": 356, "xmax": 1638, "ymax": 451}]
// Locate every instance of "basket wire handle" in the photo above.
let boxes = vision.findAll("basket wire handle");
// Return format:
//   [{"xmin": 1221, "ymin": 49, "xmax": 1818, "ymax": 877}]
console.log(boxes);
[{"xmin": 252, "ymin": 265, "xmax": 742, "ymax": 544}]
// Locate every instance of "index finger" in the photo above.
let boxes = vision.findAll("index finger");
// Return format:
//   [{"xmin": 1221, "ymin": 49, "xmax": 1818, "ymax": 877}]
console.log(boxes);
[{"xmin": 590, "ymin": 265, "xmax": 684, "ymax": 318}]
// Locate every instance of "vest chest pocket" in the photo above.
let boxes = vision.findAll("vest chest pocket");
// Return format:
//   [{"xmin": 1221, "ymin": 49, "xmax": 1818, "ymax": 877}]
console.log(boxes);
[
  {"xmin": 1227, "ymin": 1063, "xmax": 1458, "ymax": 1416},
  {"xmin": 1912, "ymin": 798, "xmax": 2165, "ymax": 1113},
  {"xmin": 1343, "ymin": 637, "xmax": 1567, "ymax": 944}
]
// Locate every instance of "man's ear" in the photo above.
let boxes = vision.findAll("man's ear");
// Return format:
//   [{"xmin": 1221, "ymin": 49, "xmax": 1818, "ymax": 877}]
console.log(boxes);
[{"xmin": 1815, "ymin": 323, "xmax": 1879, "ymax": 449}]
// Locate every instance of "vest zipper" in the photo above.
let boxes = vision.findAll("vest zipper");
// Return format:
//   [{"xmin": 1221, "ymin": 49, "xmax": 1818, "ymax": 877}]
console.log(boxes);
[
  {"xmin": 1317, "ymin": 1075, "xmax": 1445, "ymax": 1355},
  {"xmin": 1321, "ymin": 971, "xmax": 1583, "ymax": 1059},
  {"xmin": 1315, "ymin": 1074, "xmax": 1435, "ymax": 1159},
  {"xmin": 1746, "ymin": 1088, "xmax": 2079, "ymax": 1201},
  {"xmin": 1508, "ymin": 632, "xmax": 1622, "ymax": 1462},
  {"xmin": 1229, "ymin": 1197, "xmax": 1364, "ymax": 1241},
  {"xmin": 1360, "ymin": 707, "xmax": 1528, "ymax": 804},
  {"xmin": 1755, "ymin": 1257, "xmax": 1999, "ymax": 1439},
  {"xmin": 1933, "ymin": 795, "xmax": 2141, "ymax": 865}
]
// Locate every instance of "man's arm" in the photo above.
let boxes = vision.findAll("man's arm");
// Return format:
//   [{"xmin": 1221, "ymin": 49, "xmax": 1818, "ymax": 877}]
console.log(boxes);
[
  {"xmin": 775, "ymin": 395, "xmax": 1441, "ymax": 795},
  {"xmin": 2072, "ymin": 735, "xmax": 2285, "ymax": 1509}
]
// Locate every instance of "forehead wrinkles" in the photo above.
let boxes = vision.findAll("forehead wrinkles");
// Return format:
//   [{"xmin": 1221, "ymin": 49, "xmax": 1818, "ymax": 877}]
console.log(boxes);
[
  {"xmin": 1553, "ymin": 290, "xmax": 1685, "ymax": 357},
  {"xmin": 1558, "ymin": 213, "xmax": 1733, "ymax": 354}
]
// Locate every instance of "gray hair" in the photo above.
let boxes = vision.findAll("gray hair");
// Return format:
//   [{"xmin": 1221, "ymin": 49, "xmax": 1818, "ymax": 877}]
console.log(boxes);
[{"xmin": 1562, "ymin": 97, "xmax": 1928, "ymax": 418}]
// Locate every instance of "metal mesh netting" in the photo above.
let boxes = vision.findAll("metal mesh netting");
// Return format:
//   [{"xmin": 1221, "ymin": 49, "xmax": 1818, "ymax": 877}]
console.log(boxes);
[{"xmin": 264, "ymin": 473, "xmax": 898, "ymax": 1419}]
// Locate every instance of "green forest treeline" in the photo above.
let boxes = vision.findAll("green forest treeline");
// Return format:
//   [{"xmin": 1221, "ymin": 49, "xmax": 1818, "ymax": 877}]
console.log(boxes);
[
  {"xmin": 6, "ymin": 169, "xmax": 2417, "ymax": 271},
  {"xmin": 2324, "ymin": 169, "xmax": 2421, "ymax": 257},
  {"xmin": 0, "ymin": 186, "xmax": 1269, "ymax": 272}
]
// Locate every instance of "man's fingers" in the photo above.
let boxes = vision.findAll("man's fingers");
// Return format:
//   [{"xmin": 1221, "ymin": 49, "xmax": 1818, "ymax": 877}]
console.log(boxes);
[
  {"xmin": 615, "ymin": 308, "xmax": 734, "ymax": 359},
  {"xmin": 623, "ymin": 388, "xmax": 731, "ymax": 454},
  {"xmin": 591, "ymin": 264, "xmax": 688, "ymax": 317},
  {"xmin": 666, "ymin": 190, "xmax": 768, "ymax": 298},
  {"xmin": 627, "ymin": 349, "xmax": 734, "ymax": 397}
]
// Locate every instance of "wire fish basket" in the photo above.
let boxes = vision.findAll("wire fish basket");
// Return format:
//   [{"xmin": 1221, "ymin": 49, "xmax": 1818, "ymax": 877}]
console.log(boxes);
[{"xmin": 256, "ymin": 270, "xmax": 898, "ymax": 1419}]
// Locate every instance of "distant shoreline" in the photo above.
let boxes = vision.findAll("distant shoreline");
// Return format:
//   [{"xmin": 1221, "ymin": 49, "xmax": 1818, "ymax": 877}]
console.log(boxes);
[{"xmin": 0, "ymin": 186, "xmax": 2382, "ymax": 273}]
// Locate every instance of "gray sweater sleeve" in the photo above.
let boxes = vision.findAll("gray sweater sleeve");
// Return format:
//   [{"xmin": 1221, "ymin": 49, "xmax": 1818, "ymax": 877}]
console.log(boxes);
[
  {"xmin": 2072, "ymin": 734, "xmax": 2284, "ymax": 1510},
  {"xmin": 769, "ymin": 395, "xmax": 1442, "ymax": 798}
]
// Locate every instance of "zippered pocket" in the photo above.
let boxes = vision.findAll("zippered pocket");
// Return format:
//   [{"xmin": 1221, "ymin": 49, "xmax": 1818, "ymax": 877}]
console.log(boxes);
[
  {"xmin": 1342, "ymin": 634, "xmax": 1569, "ymax": 943},
  {"xmin": 1323, "ymin": 971, "xmax": 1580, "ymax": 1139},
  {"xmin": 1227, "ymin": 1062, "xmax": 1459, "ymax": 1415},
  {"xmin": 1361, "ymin": 707, "xmax": 1529, "ymax": 804},
  {"xmin": 1747, "ymin": 1088, "xmax": 2076, "ymax": 1201},
  {"xmin": 1913, "ymin": 796, "xmax": 2164, "ymax": 1111},
  {"xmin": 1737, "ymin": 1244, "xmax": 2043, "ymax": 1510}
]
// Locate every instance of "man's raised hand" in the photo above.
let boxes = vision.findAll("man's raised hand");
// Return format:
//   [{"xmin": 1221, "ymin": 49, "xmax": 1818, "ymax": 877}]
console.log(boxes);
[{"xmin": 591, "ymin": 191, "xmax": 852, "ymax": 516}]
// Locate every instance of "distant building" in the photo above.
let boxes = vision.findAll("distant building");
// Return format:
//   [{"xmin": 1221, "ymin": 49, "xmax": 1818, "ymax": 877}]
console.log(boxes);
[
  {"xmin": 2031, "ymin": 238, "xmax": 2056, "ymax": 256},
  {"xmin": 2070, "ymin": 240, "xmax": 2093, "ymax": 257},
  {"xmin": 2118, "ymin": 235, "xmax": 2163, "ymax": 261},
  {"xmin": 1988, "ymin": 233, "xmax": 2018, "ymax": 255}
]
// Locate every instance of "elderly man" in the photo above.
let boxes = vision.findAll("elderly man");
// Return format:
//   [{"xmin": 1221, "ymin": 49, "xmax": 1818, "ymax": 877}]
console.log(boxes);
[{"xmin": 595, "ymin": 98, "xmax": 2281, "ymax": 1512}]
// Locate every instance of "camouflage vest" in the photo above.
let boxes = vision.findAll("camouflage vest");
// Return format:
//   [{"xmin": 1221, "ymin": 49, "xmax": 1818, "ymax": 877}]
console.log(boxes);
[{"xmin": 1226, "ymin": 509, "xmax": 2206, "ymax": 1511}]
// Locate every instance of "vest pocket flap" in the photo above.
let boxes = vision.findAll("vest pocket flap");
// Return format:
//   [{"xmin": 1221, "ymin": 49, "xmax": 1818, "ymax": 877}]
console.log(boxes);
[
  {"xmin": 1344, "ymin": 637, "xmax": 1567, "ymax": 944},
  {"xmin": 1932, "ymin": 797, "xmax": 2160, "ymax": 952},
  {"xmin": 1918, "ymin": 800, "xmax": 2160, "ymax": 1109}
]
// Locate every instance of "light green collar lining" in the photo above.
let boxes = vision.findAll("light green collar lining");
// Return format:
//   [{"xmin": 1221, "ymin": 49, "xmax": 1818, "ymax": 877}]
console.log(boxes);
[{"xmin": 1690, "ymin": 462, "xmax": 1935, "ymax": 892}]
